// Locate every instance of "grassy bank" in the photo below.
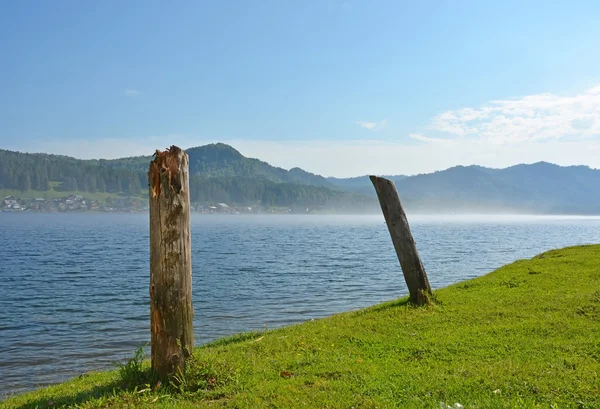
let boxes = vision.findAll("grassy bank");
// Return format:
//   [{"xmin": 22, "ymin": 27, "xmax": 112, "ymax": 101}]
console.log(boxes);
[
  {"xmin": 1, "ymin": 182, "xmax": 147, "ymax": 203},
  {"xmin": 0, "ymin": 188, "xmax": 117, "ymax": 202},
  {"xmin": 3, "ymin": 245, "xmax": 599, "ymax": 408}
]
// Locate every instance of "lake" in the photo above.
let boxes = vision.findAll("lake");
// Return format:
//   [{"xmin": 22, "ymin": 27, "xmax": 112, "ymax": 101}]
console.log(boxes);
[{"xmin": 1, "ymin": 213, "xmax": 599, "ymax": 397}]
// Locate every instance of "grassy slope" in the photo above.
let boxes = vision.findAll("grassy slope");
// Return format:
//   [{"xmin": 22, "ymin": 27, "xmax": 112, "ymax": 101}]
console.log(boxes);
[
  {"xmin": 3, "ymin": 245, "xmax": 599, "ymax": 409},
  {"xmin": 0, "ymin": 184, "xmax": 146, "ymax": 203},
  {"xmin": 1, "ymin": 188, "xmax": 112, "ymax": 202}
]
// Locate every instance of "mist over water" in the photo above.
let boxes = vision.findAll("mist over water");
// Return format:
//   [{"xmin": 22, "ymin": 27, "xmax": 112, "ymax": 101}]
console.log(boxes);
[{"xmin": 1, "ymin": 213, "xmax": 599, "ymax": 397}]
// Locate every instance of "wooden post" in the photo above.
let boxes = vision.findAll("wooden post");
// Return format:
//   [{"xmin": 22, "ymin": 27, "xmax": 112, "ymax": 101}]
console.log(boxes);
[
  {"xmin": 148, "ymin": 146, "xmax": 193, "ymax": 380},
  {"xmin": 369, "ymin": 176, "xmax": 432, "ymax": 305}
]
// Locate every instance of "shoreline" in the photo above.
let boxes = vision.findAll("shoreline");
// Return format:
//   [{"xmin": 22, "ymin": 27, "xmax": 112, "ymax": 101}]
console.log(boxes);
[
  {"xmin": 3, "ymin": 244, "xmax": 599, "ymax": 407},
  {"xmin": 3, "ymin": 210, "xmax": 600, "ymax": 218}
]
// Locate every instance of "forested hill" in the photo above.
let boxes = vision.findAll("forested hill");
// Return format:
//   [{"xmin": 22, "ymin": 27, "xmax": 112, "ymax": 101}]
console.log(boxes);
[
  {"xmin": 328, "ymin": 162, "xmax": 600, "ymax": 215},
  {"xmin": 95, "ymin": 143, "xmax": 334, "ymax": 188},
  {"xmin": 327, "ymin": 175, "xmax": 408, "ymax": 196},
  {"xmin": 186, "ymin": 144, "xmax": 334, "ymax": 187},
  {"xmin": 0, "ymin": 149, "xmax": 144, "ymax": 194},
  {"xmin": 2, "ymin": 143, "xmax": 600, "ymax": 214},
  {"xmin": 0, "ymin": 145, "xmax": 374, "ymax": 211}
]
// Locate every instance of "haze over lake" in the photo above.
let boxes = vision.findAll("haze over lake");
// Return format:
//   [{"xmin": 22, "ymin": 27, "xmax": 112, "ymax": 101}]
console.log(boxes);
[{"xmin": 1, "ymin": 213, "xmax": 599, "ymax": 397}]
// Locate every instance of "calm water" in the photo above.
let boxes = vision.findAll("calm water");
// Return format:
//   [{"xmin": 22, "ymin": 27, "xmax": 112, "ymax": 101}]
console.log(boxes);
[{"xmin": 1, "ymin": 213, "xmax": 599, "ymax": 397}]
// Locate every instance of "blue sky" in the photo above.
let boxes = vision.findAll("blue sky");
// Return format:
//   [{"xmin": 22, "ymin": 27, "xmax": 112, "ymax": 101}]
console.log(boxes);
[{"xmin": 2, "ymin": 0, "xmax": 600, "ymax": 176}]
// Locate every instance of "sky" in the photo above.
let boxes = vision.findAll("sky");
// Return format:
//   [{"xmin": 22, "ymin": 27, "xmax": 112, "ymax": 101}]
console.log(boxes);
[{"xmin": 1, "ymin": 0, "xmax": 600, "ymax": 177}]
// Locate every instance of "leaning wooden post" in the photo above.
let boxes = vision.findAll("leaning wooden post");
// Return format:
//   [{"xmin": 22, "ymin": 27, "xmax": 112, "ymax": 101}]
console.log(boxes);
[
  {"xmin": 148, "ymin": 146, "xmax": 193, "ymax": 381},
  {"xmin": 369, "ymin": 176, "xmax": 432, "ymax": 305}
]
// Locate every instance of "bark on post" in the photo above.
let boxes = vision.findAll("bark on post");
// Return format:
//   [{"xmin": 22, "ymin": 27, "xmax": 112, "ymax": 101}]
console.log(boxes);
[
  {"xmin": 148, "ymin": 146, "xmax": 193, "ymax": 381},
  {"xmin": 369, "ymin": 175, "xmax": 432, "ymax": 305}
]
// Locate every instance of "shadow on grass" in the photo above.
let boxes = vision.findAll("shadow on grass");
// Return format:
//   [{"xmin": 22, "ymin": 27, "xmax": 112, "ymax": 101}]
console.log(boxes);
[
  {"xmin": 12, "ymin": 345, "xmax": 158, "ymax": 409},
  {"xmin": 351, "ymin": 297, "xmax": 413, "ymax": 316},
  {"xmin": 12, "ymin": 379, "xmax": 127, "ymax": 409}
]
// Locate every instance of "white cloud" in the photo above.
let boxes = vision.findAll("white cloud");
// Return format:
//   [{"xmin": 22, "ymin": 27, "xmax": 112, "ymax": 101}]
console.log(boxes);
[
  {"xmin": 124, "ymin": 89, "xmax": 141, "ymax": 96},
  {"xmin": 355, "ymin": 121, "xmax": 377, "ymax": 130},
  {"xmin": 9, "ymin": 84, "xmax": 600, "ymax": 178},
  {"xmin": 355, "ymin": 119, "xmax": 387, "ymax": 131},
  {"xmin": 427, "ymin": 84, "xmax": 600, "ymax": 144},
  {"xmin": 408, "ymin": 133, "xmax": 453, "ymax": 145}
]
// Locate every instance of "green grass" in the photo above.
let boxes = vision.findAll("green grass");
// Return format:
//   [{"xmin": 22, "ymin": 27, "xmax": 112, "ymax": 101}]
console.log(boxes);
[
  {"xmin": 1, "ymin": 183, "xmax": 146, "ymax": 203},
  {"xmin": 1, "ymin": 188, "xmax": 115, "ymax": 202},
  {"xmin": 3, "ymin": 245, "xmax": 600, "ymax": 408}
]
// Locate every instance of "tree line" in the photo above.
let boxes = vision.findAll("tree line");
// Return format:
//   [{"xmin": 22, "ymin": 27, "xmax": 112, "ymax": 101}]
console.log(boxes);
[
  {"xmin": 188, "ymin": 175, "xmax": 375, "ymax": 210},
  {"xmin": 0, "ymin": 149, "xmax": 375, "ymax": 211},
  {"xmin": 0, "ymin": 150, "xmax": 144, "ymax": 195}
]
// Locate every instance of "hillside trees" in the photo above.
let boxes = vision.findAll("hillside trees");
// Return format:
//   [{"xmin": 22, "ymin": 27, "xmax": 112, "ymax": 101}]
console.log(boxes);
[{"xmin": 0, "ymin": 148, "xmax": 373, "ymax": 211}]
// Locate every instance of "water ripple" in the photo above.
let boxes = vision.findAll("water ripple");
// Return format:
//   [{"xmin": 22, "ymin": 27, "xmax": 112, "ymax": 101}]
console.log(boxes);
[{"xmin": 1, "ymin": 213, "xmax": 599, "ymax": 397}]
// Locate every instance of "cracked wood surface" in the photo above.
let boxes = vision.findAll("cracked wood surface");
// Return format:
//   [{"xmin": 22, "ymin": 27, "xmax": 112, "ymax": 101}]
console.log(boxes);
[{"xmin": 149, "ymin": 146, "xmax": 193, "ymax": 380}]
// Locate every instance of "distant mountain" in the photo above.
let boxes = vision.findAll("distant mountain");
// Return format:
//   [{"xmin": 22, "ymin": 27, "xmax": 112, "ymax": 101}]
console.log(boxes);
[
  {"xmin": 185, "ymin": 144, "xmax": 335, "ymax": 188},
  {"xmin": 2, "ymin": 143, "xmax": 600, "ymax": 214},
  {"xmin": 328, "ymin": 175, "xmax": 407, "ymax": 195},
  {"xmin": 0, "ymin": 144, "xmax": 370, "ymax": 212},
  {"xmin": 332, "ymin": 162, "xmax": 600, "ymax": 214},
  {"xmin": 100, "ymin": 143, "xmax": 335, "ymax": 188}
]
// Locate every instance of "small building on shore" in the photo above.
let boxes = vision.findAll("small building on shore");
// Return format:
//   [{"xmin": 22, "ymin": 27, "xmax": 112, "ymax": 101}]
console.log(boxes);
[{"xmin": 216, "ymin": 203, "xmax": 230, "ymax": 213}]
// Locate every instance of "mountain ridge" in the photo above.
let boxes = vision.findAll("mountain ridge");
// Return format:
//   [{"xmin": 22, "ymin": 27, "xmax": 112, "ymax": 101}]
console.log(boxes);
[
  {"xmin": 3, "ymin": 145, "xmax": 595, "ymax": 180},
  {"xmin": 1, "ymin": 144, "xmax": 600, "ymax": 214}
]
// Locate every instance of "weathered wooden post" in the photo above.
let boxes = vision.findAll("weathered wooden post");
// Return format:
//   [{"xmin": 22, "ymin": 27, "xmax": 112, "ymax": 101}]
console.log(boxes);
[
  {"xmin": 148, "ymin": 146, "xmax": 194, "ymax": 380},
  {"xmin": 369, "ymin": 176, "xmax": 432, "ymax": 305}
]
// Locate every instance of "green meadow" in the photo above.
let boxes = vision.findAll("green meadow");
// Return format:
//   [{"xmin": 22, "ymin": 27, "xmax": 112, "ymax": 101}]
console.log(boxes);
[{"xmin": 3, "ymin": 245, "xmax": 599, "ymax": 409}]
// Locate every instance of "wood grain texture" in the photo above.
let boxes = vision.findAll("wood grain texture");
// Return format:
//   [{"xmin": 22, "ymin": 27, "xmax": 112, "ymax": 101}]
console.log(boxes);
[
  {"xmin": 369, "ymin": 175, "xmax": 432, "ymax": 305},
  {"xmin": 148, "ymin": 146, "xmax": 193, "ymax": 380}
]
